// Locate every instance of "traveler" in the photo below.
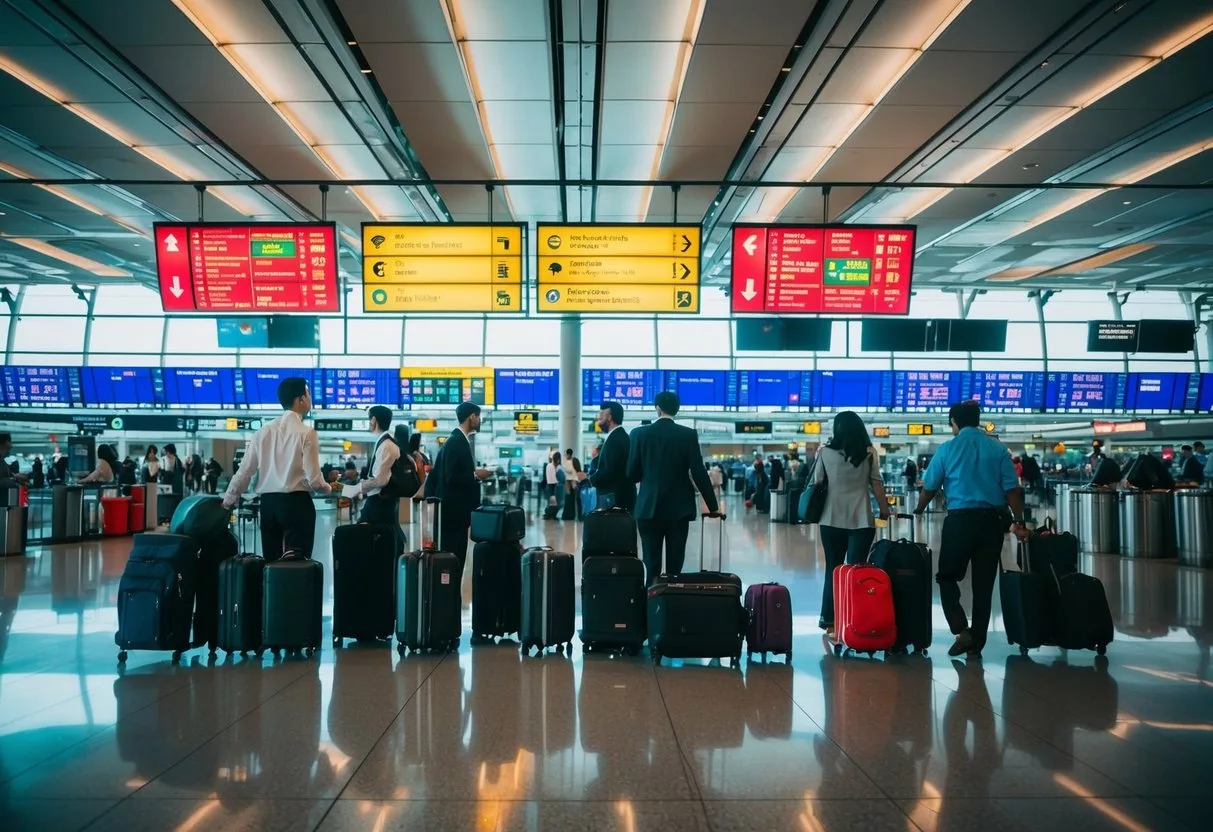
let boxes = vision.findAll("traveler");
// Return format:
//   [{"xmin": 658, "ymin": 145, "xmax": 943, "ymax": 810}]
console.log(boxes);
[
  {"xmin": 769, "ymin": 455, "xmax": 785, "ymax": 492},
  {"xmin": 1179, "ymin": 444, "xmax": 1204, "ymax": 483},
  {"xmin": 543, "ymin": 451, "xmax": 565, "ymax": 519},
  {"xmin": 78, "ymin": 443, "xmax": 118, "ymax": 484},
  {"xmin": 141, "ymin": 446, "xmax": 160, "ymax": 484},
  {"xmin": 119, "ymin": 457, "xmax": 137, "ymax": 486},
  {"xmin": 812, "ymin": 412, "xmax": 891, "ymax": 638},
  {"xmin": 563, "ymin": 448, "xmax": 583, "ymax": 520},
  {"xmin": 189, "ymin": 453, "xmax": 204, "ymax": 493},
  {"xmin": 708, "ymin": 462, "xmax": 724, "ymax": 508},
  {"xmin": 914, "ymin": 401, "xmax": 1029, "ymax": 658},
  {"xmin": 589, "ymin": 401, "xmax": 633, "ymax": 511},
  {"xmin": 424, "ymin": 402, "xmax": 492, "ymax": 582},
  {"xmin": 0, "ymin": 434, "xmax": 27, "ymax": 487},
  {"xmin": 749, "ymin": 459, "xmax": 769, "ymax": 512},
  {"xmin": 626, "ymin": 391, "xmax": 722, "ymax": 585},
  {"xmin": 204, "ymin": 458, "xmax": 222, "ymax": 494},
  {"xmin": 358, "ymin": 405, "xmax": 411, "ymax": 552},
  {"xmin": 31, "ymin": 457, "xmax": 44, "ymax": 489},
  {"xmin": 407, "ymin": 432, "xmax": 428, "ymax": 493},
  {"xmin": 222, "ymin": 377, "xmax": 333, "ymax": 561}
]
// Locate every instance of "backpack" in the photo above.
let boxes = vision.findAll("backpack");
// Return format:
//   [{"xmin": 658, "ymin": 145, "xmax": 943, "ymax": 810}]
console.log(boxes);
[{"xmin": 376, "ymin": 435, "xmax": 421, "ymax": 499}]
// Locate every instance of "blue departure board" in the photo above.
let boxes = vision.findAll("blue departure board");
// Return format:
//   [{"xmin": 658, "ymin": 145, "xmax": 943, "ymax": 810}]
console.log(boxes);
[
  {"xmin": 1197, "ymin": 374, "xmax": 1213, "ymax": 412},
  {"xmin": 1045, "ymin": 372, "xmax": 1127, "ymax": 412},
  {"xmin": 582, "ymin": 370, "xmax": 671, "ymax": 408},
  {"xmin": 163, "ymin": 368, "xmax": 239, "ymax": 407},
  {"xmin": 1, "ymin": 366, "xmax": 81, "ymax": 407},
  {"xmin": 236, "ymin": 368, "xmax": 322, "ymax": 408},
  {"xmin": 322, "ymin": 369, "xmax": 400, "ymax": 408},
  {"xmin": 82, "ymin": 367, "xmax": 162, "ymax": 407},
  {"xmin": 1124, "ymin": 372, "xmax": 1191, "ymax": 411},
  {"xmin": 811, "ymin": 370, "xmax": 893, "ymax": 408},
  {"xmin": 745, "ymin": 371, "xmax": 808, "ymax": 407},
  {"xmin": 669, "ymin": 371, "xmax": 728, "ymax": 407},
  {"xmin": 495, "ymin": 369, "xmax": 560, "ymax": 407},
  {"xmin": 963, "ymin": 372, "xmax": 1045, "ymax": 412},
  {"xmin": 893, "ymin": 371, "xmax": 961, "ymax": 410}
]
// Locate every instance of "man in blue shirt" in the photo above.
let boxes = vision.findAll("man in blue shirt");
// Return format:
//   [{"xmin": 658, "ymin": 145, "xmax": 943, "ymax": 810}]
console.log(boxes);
[{"xmin": 915, "ymin": 401, "xmax": 1029, "ymax": 658}]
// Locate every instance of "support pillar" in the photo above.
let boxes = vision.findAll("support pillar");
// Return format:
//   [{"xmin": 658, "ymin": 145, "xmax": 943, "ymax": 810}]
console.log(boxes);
[{"xmin": 559, "ymin": 317, "xmax": 582, "ymax": 459}]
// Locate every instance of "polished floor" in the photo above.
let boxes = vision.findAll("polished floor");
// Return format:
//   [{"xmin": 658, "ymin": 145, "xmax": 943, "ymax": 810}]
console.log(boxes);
[{"xmin": 1, "ymin": 496, "xmax": 1212, "ymax": 831}]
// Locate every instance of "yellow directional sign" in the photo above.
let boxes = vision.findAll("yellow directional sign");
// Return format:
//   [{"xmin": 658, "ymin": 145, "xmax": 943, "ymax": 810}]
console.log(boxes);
[
  {"xmin": 802, "ymin": 421, "xmax": 822, "ymax": 435},
  {"xmin": 365, "ymin": 284, "xmax": 521, "ymax": 313},
  {"xmin": 363, "ymin": 224, "xmax": 522, "ymax": 257},
  {"xmin": 537, "ymin": 284, "xmax": 699, "ymax": 313},
  {"xmin": 514, "ymin": 410, "xmax": 540, "ymax": 435},
  {"xmin": 538, "ymin": 256, "xmax": 698, "ymax": 284},
  {"xmin": 364, "ymin": 255, "xmax": 521, "ymax": 284},
  {"xmin": 537, "ymin": 224, "xmax": 700, "ymax": 258}
]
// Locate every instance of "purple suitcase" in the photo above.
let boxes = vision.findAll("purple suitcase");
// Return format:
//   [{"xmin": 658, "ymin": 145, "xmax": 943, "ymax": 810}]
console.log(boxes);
[{"xmin": 745, "ymin": 582, "xmax": 793, "ymax": 663}]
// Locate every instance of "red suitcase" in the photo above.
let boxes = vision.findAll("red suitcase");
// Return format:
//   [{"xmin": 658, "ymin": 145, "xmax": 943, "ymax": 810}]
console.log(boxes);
[
  {"xmin": 744, "ymin": 582, "xmax": 793, "ymax": 663},
  {"xmin": 833, "ymin": 563, "xmax": 896, "ymax": 657}
]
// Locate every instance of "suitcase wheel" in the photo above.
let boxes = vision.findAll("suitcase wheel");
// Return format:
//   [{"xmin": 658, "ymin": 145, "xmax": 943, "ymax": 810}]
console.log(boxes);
[
  {"xmin": 1019, "ymin": 645, "xmax": 1029, "ymax": 656},
  {"xmin": 651, "ymin": 652, "xmax": 661, "ymax": 666},
  {"xmin": 117, "ymin": 651, "xmax": 128, "ymax": 664},
  {"xmin": 396, "ymin": 643, "xmax": 406, "ymax": 656},
  {"xmin": 171, "ymin": 650, "xmax": 183, "ymax": 664},
  {"xmin": 832, "ymin": 644, "xmax": 842, "ymax": 657},
  {"xmin": 333, "ymin": 637, "xmax": 343, "ymax": 649},
  {"xmin": 1096, "ymin": 644, "xmax": 1107, "ymax": 656}
]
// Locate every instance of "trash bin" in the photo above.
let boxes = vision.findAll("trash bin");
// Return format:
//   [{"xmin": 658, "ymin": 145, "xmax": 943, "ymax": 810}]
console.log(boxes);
[
  {"xmin": 128, "ymin": 499, "xmax": 145, "ymax": 534},
  {"xmin": 51, "ymin": 485, "xmax": 85, "ymax": 543},
  {"xmin": 101, "ymin": 497, "xmax": 132, "ymax": 536},
  {"xmin": 770, "ymin": 490, "xmax": 788, "ymax": 524},
  {"xmin": 1174, "ymin": 489, "xmax": 1213, "ymax": 568},
  {"xmin": 1072, "ymin": 487, "xmax": 1119, "ymax": 554},
  {"xmin": 1118, "ymin": 489, "xmax": 1172, "ymax": 558},
  {"xmin": 1, "ymin": 506, "xmax": 27, "ymax": 555},
  {"xmin": 1054, "ymin": 482, "xmax": 1078, "ymax": 534}
]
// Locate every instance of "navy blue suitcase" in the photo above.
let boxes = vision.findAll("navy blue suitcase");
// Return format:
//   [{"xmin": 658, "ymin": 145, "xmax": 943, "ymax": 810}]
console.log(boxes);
[{"xmin": 115, "ymin": 532, "xmax": 199, "ymax": 664}]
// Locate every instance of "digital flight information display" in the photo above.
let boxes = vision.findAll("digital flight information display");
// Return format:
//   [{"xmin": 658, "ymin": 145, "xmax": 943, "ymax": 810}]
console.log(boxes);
[
  {"xmin": 668, "ymin": 371, "xmax": 728, "ymax": 408},
  {"xmin": 236, "ymin": 368, "xmax": 323, "ymax": 408},
  {"xmin": 582, "ymin": 370, "xmax": 670, "ymax": 408},
  {"xmin": 731, "ymin": 224, "xmax": 915, "ymax": 315},
  {"xmin": 162, "ymin": 369, "xmax": 239, "ymax": 408},
  {"xmin": 893, "ymin": 371, "xmax": 961, "ymax": 410},
  {"xmin": 321, "ymin": 369, "xmax": 399, "ymax": 408},
  {"xmin": 810, "ymin": 371, "xmax": 893, "ymax": 409},
  {"xmin": 1124, "ymin": 372, "xmax": 1192, "ymax": 411},
  {"xmin": 1, "ymin": 366, "xmax": 81, "ymax": 407},
  {"xmin": 81, "ymin": 367, "xmax": 162, "ymax": 407},
  {"xmin": 1045, "ymin": 372, "xmax": 1129, "ymax": 412},
  {"xmin": 495, "ymin": 369, "xmax": 560, "ymax": 407},
  {"xmin": 963, "ymin": 372, "xmax": 1046, "ymax": 412},
  {"xmin": 155, "ymin": 222, "xmax": 339, "ymax": 313},
  {"xmin": 400, "ymin": 376, "xmax": 475, "ymax": 406}
]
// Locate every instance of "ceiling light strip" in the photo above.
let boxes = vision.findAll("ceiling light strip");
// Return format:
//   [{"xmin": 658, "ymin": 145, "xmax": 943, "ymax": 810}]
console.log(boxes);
[
  {"xmin": 0, "ymin": 161, "xmax": 150, "ymax": 235},
  {"xmin": 2, "ymin": 236, "xmax": 132, "ymax": 277}
]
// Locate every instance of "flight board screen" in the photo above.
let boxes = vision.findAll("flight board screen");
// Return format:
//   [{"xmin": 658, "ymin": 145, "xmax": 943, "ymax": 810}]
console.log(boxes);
[{"xmin": 495, "ymin": 370, "xmax": 560, "ymax": 407}]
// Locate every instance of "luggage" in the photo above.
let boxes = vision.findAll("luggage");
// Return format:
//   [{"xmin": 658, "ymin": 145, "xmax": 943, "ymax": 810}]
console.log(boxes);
[
  {"xmin": 1000, "ymin": 540, "xmax": 1058, "ymax": 653},
  {"xmin": 744, "ymin": 582, "xmax": 793, "ymax": 662},
  {"xmin": 1054, "ymin": 572, "xmax": 1114, "ymax": 654},
  {"xmin": 216, "ymin": 554, "xmax": 265, "ymax": 655},
  {"xmin": 583, "ymin": 505, "xmax": 638, "ymax": 558},
  {"xmin": 471, "ymin": 540, "xmax": 522, "ymax": 642},
  {"xmin": 1027, "ymin": 521, "xmax": 1079, "ymax": 577},
  {"xmin": 169, "ymin": 494, "xmax": 231, "ymax": 542},
  {"xmin": 520, "ymin": 546, "xmax": 575, "ymax": 655},
  {"xmin": 832, "ymin": 563, "xmax": 896, "ymax": 657},
  {"xmin": 579, "ymin": 554, "xmax": 646, "ymax": 654},
  {"xmin": 194, "ymin": 530, "xmax": 238, "ymax": 654},
  {"xmin": 396, "ymin": 497, "xmax": 461, "ymax": 654},
  {"xmin": 332, "ymin": 523, "xmax": 398, "ymax": 647},
  {"xmin": 866, "ymin": 513, "xmax": 933, "ymax": 654},
  {"xmin": 261, "ymin": 557, "xmax": 323, "ymax": 657},
  {"xmin": 115, "ymin": 532, "xmax": 199, "ymax": 664},
  {"xmin": 647, "ymin": 515, "xmax": 746, "ymax": 666},
  {"xmin": 470, "ymin": 503, "xmax": 525, "ymax": 543}
]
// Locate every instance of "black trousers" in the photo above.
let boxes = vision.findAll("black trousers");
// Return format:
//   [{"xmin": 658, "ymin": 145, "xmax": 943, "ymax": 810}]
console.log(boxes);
[
  {"xmin": 360, "ymin": 493, "xmax": 405, "ymax": 553},
  {"xmin": 260, "ymin": 491, "xmax": 317, "ymax": 562},
  {"xmin": 937, "ymin": 508, "xmax": 1008, "ymax": 650},
  {"xmin": 638, "ymin": 517, "xmax": 691, "ymax": 585},
  {"xmin": 438, "ymin": 518, "xmax": 470, "ymax": 585},
  {"xmin": 818, "ymin": 525, "xmax": 877, "ymax": 626}
]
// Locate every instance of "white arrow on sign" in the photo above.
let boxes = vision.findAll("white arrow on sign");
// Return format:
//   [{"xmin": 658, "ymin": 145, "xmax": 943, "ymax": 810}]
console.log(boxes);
[
  {"xmin": 742, "ymin": 234, "xmax": 758, "ymax": 257},
  {"xmin": 740, "ymin": 278, "xmax": 757, "ymax": 301},
  {"xmin": 164, "ymin": 233, "xmax": 179, "ymax": 253},
  {"xmin": 169, "ymin": 275, "xmax": 184, "ymax": 298}
]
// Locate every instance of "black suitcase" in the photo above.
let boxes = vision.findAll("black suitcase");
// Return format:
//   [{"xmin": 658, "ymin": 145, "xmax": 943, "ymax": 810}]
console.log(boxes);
[
  {"xmin": 1028, "ymin": 522, "xmax": 1079, "ymax": 577},
  {"xmin": 866, "ymin": 514, "xmax": 933, "ymax": 654},
  {"xmin": 520, "ymin": 546, "xmax": 575, "ymax": 655},
  {"xmin": 169, "ymin": 494, "xmax": 232, "ymax": 542},
  {"xmin": 332, "ymin": 523, "xmax": 398, "ymax": 647},
  {"xmin": 579, "ymin": 554, "xmax": 646, "ymax": 654},
  {"xmin": 396, "ymin": 497, "xmax": 461, "ymax": 654},
  {"xmin": 194, "ymin": 530, "xmax": 238, "ymax": 655},
  {"xmin": 115, "ymin": 532, "xmax": 199, "ymax": 664},
  {"xmin": 262, "ymin": 558, "xmax": 323, "ymax": 657},
  {"xmin": 646, "ymin": 516, "xmax": 746, "ymax": 666},
  {"xmin": 1000, "ymin": 541, "xmax": 1056, "ymax": 654},
  {"xmin": 217, "ymin": 554, "xmax": 265, "ymax": 656},
  {"xmin": 583, "ymin": 505, "xmax": 637, "ymax": 558},
  {"xmin": 1054, "ymin": 571, "xmax": 1114, "ymax": 654},
  {"xmin": 471, "ymin": 540, "xmax": 522, "ymax": 642},
  {"xmin": 470, "ymin": 504, "xmax": 525, "ymax": 543}
]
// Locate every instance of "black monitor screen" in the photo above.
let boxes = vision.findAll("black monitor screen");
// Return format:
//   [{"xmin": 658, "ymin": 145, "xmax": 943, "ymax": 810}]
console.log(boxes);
[
  {"xmin": 735, "ymin": 319, "xmax": 783, "ymax": 350},
  {"xmin": 945, "ymin": 319, "xmax": 1007, "ymax": 352},
  {"xmin": 268, "ymin": 315, "xmax": 319, "ymax": 349},
  {"xmin": 862, "ymin": 319, "xmax": 929, "ymax": 352}
]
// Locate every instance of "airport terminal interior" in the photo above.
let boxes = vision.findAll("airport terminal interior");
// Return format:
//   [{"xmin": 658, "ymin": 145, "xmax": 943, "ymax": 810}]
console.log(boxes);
[{"xmin": 3, "ymin": 0, "xmax": 1213, "ymax": 830}]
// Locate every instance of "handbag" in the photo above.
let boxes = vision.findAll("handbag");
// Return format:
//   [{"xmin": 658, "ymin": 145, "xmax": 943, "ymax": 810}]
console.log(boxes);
[{"xmin": 802, "ymin": 468, "xmax": 829, "ymax": 525}]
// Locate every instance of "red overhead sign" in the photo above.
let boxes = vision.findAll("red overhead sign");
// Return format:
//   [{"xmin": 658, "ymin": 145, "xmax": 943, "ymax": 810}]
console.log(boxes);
[
  {"xmin": 155, "ymin": 223, "xmax": 339, "ymax": 313},
  {"xmin": 731, "ymin": 224, "xmax": 916, "ymax": 315}
]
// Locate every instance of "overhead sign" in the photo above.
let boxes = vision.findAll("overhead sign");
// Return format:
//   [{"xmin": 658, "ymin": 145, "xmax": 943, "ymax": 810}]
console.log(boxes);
[
  {"xmin": 731, "ymin": 224, "xmax": 915, "ymax": 315},
  {"xmin": 222, "ymin": 418, "xmax": 264, "ymax": 431},
  {"xmin": 736, "ymin": 421, "xmax": 773, "ymax": 434},
  {"xmin": 802, "ymin": 421, "xmax": 822, "ymax": 435},
  {"xmin": 314, "ymin": 419, "xmax": 354, "ymax": 432},
  {"xmin": 362, "ymin": 223, "xmax": 524, "ymax": 314},
  {"xmin": 1093, "ymin": 420, "xmax": 1148, "ymax": 435},
  {"xmin": 400, "ymin": 367, "xmax": 493, "ymax": 407},
  {"xmin": 155, "ymin": 222, "xmax": 338, "ymax": 313},
  {"xmin": 413, "ymin": 419, "xmax": 440, "ymax": 432},
  {"xmin": 873, "ymin": 426, "xmax": 891, "ymax": 438},
  {"xmin": 907, "ymin": 423, "xmax": 934, "ymax": 436},
  {"xmin": 536, "ymin": 224, "xmax": 701, "ymax": 314},
  {"xmin": 513, "ymin": 410, "xmax": 540, "ymax": 434}
]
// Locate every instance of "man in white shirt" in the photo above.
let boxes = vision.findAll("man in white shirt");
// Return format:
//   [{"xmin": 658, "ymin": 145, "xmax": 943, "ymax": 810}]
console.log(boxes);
[
  {"xmin": 359, "ymin": 405, "xmax": 406, "ymax": 551},
  {"xmin": 223, "ymin": 377, "xmax": 332, "ymax": 560}
]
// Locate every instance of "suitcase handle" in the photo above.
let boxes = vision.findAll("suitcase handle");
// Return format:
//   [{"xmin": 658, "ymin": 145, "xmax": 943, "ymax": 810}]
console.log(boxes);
[
  {"xmin": 422, "ymin": 496, "xmax": 441, "ymax": 549},
  {"xmin": 698, "ymin": 514, "xmax": 726, "ymax": 572},
  {"xmin": 886, "ymin": 512, "xmax": 917, "ymax": 543}
]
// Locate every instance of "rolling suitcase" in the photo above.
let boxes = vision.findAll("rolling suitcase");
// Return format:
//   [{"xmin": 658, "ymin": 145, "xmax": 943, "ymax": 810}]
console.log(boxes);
[
  {"xmin": 217, "ymin": 554, "xmax": 265, "ymax": 656},
  {"xmin": 866, "ymin": 513, "xmax": 933, "ymax": 654},
  {"xmin": 520, "ymin": 546, "xmax": 575, "ymax": 655},
  {"xmin": 745, "ymin": 582, "xmax": 793, "ymax": 662},
  {"xmin": 471, "ymin": 540, "xmax": 522, "ymax": 642},
  {"xmin": 332, "ymin": 522, "xmax": 397, "ymax": 647},
  {"xmin": 169, "ymin": 494, "xmax": 231, "ymax": 542},
  {"xmin": 583, "ymin": 505, "xmax": 638, "ymax": 558},
  {"xmin": 647, "ymin": 514, "xmax": 746, "ymax": 667},
  {"xmin": 470, "ymin": 504, "xmax": 525, "ymax": 543},
  {"xmin": 579, "ymin": 554, "xmax": 646, "ymax": 654},
  {"xmin": 261, "ymin": 556, "xmax": 323, "ymax": 657},
  {"xmin": 115, "ymin": 532, "xmax": 199, "ymax": 664},
  {"xmin": 1054, "ymin": 571, "xmax": 1114, "ymax": 654},
  {"xmin": 194, "ymin": 530, "xmax": 238, "ymax": 655},
  {"xmin": 1000, "ymin": 540, "xmax": 1055, "ymax": 654},
  {"xmin": 832, "ymin": 562, "xmax": 896, "ymax": 657},
  {"xmin": 396, "ymin": 497, "xmax": 461, "ymax": 655}
]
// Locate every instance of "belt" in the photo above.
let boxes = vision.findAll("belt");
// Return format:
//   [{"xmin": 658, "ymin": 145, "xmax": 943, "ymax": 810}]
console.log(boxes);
[{"xmin": 949, "ymin": 506, "xmax": 1003, "ymax": 513}]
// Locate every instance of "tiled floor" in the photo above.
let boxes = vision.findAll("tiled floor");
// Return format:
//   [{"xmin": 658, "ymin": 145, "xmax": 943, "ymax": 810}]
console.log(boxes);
[{"xmin": 1, "ymin": 496, "xmax": 1211, "ymax": 831}]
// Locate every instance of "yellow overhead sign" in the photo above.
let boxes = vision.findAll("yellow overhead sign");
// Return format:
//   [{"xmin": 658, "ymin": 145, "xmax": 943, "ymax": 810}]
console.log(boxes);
[
  {"xmin": 400, "ymin": 366, "xmax": 493, "ymax": 379},
  {"xmin": 514, "ymin": 410, "xmax": 540, "ymax": 434},
  {"xmin": 362, "ymin": 224, "xmax": 522, "ymax": 257},
  {"xmin": 414, "ymin": 419, "xmax": 439, "ymax": 432},
  {"xmin": 802, "ymin": 421, "xmax": 822, "ymax": 435},
  {"xmin": 907, "ymin": 424, "xmax": 934, "ymax": 436},
  {"xmin": 537, "ymin": 224, "xmax": 700, "ymax": 258},
  {"xmin": 364, "ymin": 255, "xmax": 521, "ymax": 284},
  {"xmin": 365, "ymin": 284, "xmax": 521, "ymax": 313},
  {"xmin": 537, "ymin": 284, "xmax": 699, "ymax": 313},
  {"xmin": 538, "ymin": 256, "xmax": 698, "ymax": 284}
]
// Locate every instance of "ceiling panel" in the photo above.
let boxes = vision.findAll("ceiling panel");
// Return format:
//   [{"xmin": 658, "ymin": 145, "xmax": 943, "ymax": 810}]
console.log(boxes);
[
  {"xmin": 666, "ymin": 102, "xmax": 756, "ymax": 147},
  {"xmin": 931, "ymin": 0, "xmax": 1090, "ymax": 53},
  {"xmin": 335, "ymin": 0, "xmax": 453, "ymax": 43},
  {"xmin": 1027, "ymin": 106, "xmax": 1176, "ymax": 152},
  {"xmin": 118, "ymin": 45, "xmax": 268, "ymax": 104},
  {"xmin": 679, "ymin": 45, "xmax": 790, "ymax": 103},
  {"xmin": 845, "ymin": 104, "xmax": 964, "ymax": 150},
  {"xmin": 465, "ymin": 42, "xmax": 552, "ymax": 101},
  {"xmin": 696, "ymin": 0, "xmax": 814, "ymax": 45},
  {"xmin": 885, "ymin": 50, "xmax": 1024, "ymax": 107},
  {"xmin": 600, "ymin": 100, "xmax": 669, "ymax": 145},
  {"xmin": 362, "ymin": 43, "xmax": 471, "ymax": 103},
  {"xmin": 606, "ymin": 0, "xmax": 697, "ymax": 40},
  {"xmin": 602, "ymin": 42, "xmax": 683, "ymax": 99},
  {"xmin": 181, "ymin": 102, "xmax": 309, "ymax": 147},
  {"xmin": 658, "ymin": 144, "xmax": 739, "ymax": 179}
]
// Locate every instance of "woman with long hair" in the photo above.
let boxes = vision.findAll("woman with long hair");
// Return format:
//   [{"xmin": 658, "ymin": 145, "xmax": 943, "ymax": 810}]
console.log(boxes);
[
  {"xmin": 544, "ymin": 451, "xmax": 565, "ymax": 520},
  {"xmin": 142, "ymin": 445, "xmax": 160, "ymax": 484},
  {"xmin": 812, "ymin": 411, "xmax": 890, "ymax": 638}
]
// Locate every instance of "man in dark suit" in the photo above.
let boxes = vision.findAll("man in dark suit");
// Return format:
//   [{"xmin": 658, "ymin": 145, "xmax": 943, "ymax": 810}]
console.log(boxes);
[
  {"xmin": 590, "ymin": 401, "xmax": 634, "ymax": 512},
  {"xmin": 627, "ymin": 391, "xmax": 722, "ymax": 583},
  {"xmin": 424, "ymin": 401, "xmax": 491, "ymax": 582}
]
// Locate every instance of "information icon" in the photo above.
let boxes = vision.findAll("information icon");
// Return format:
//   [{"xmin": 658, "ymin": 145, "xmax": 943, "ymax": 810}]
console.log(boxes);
[
  {"xmin": 371, "ymin": 289, "xmax": 388, "ymax": 305},
  {"xmin": 545, "ymin": 289, "xmax": 561, "ymax": 303}
]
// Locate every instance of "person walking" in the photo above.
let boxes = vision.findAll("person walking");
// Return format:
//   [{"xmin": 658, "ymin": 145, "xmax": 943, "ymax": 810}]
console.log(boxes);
[
  {"xmin": 424, "ymin": 402, "xmax": 492, "ymax": 583},
  {"xmin": 589, "ymin": 401, "xmax": 634, "ymax": 511}
]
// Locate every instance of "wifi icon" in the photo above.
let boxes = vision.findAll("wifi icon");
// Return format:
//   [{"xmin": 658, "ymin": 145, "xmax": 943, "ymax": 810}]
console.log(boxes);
[{"xmin": 370, "ymin": 234, "xmax": 386, "ymax": 249}]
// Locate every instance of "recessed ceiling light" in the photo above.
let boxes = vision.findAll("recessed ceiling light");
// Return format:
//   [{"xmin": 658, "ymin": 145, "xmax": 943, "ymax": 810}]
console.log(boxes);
[
  {"xmin": 1022, "ymin": 162, "xmax": 1039, "ymax": 169},
  {"xmin": 1040, "ymin": 59, "xmax": 1050, "ymax": 68},
  {"xmin": 360, "ymin": 68, "xmax": 372, "ymax": 74},
  {"xmin": 347, "ymin": 40, "xmax": 357, "ymax": 46},
  {"xmin": 1123, "ymin": 200, "xmax": 1132, "ymax": 205}
]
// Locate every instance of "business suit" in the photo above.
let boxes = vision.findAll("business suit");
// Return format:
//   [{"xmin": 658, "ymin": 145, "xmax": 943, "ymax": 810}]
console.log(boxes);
[
  {"xmin": 589, "ymin": 426, "xmax": 634, "ymax": 512},
  {"xmin": 626, "ymin": 417, "xmax": 719, "ymax": 583},
  {"xmin": 423, "ymin": 429, "xmax": 480, "ymax": 581}
]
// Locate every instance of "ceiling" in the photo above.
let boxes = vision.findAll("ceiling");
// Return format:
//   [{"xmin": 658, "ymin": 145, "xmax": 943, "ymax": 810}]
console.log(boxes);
[{"xmin": 0, "ymin": 0, "xmax": 1211, "ymax": 296}]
